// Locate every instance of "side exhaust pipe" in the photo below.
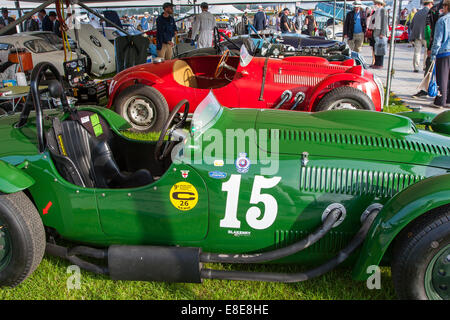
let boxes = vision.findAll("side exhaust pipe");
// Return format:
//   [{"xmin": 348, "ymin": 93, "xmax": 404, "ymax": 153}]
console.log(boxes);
[
  {"xmin": 274, "ymin": 90, "xmax": 292, "ymax": 109},
  {"xmin": 45, "ymin": 206, "xmax": 379, "ymax": 284}
]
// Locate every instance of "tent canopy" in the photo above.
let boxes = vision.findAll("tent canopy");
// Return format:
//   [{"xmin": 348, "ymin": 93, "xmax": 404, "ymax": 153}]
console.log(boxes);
[
  {"xmin": 6, "ymin": 0, "xmax": 299, "ymax": 7},
  {"xmin": 187, "ymin": 5, "xmax": 244, "ymax": 15}
]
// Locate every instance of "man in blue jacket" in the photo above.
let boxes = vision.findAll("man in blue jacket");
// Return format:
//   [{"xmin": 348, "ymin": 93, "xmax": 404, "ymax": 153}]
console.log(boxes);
[
  {"xmin": 253, "ymin": 6, "xmax": 267, "ymax": 31},
  {"xmin": 343, "ymin": 0, "xmax": 367, "ymax": 52},
  {"xmin": 156, "ymin": 2, "xmax": 178, "ymax": 60},
  {"xmin": 430, "ymin": 0, "xmax": 450, "ymax": 108}
]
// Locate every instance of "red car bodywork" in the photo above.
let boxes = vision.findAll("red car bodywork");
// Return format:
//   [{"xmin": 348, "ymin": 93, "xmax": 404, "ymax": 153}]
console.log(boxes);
[
  {"xmin": 389, "ymin": 25, "xmax": 409, "ymax": 42},
  {"xmin": 107, "ymin": 55, "xmax": 382, "ymax": 114}
]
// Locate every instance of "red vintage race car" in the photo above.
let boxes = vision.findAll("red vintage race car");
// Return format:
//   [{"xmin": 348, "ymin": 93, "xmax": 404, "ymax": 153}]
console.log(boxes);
[
  {"xmin": 108, "ymin": 44, "xmax": 384, "ymax": 132},
  {"xmin": 389, "ymin": 24, "xmax": 409, "ymax": 42}
]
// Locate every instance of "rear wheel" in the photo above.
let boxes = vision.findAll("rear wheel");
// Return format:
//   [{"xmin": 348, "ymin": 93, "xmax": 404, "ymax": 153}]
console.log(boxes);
[
  {"xmin": 0, "ymin": 192, "xmax": 46, "ymax": 287},
  {"xmin": 315, "ymin": 86, "xmax": 375, "ymax": 111},
  {"xmin": 392, "ymin": 206, "xmax": 450, "ymax": 300},
  {"xmin": 113, "ymin": 84, "xmax": 169, "ymax": 133}
]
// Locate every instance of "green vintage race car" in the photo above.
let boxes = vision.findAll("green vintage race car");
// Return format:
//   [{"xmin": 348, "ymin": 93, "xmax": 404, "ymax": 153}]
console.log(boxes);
[{"xmin": 0, "ymin": 63, "xmax": 449, "ymax": 300}]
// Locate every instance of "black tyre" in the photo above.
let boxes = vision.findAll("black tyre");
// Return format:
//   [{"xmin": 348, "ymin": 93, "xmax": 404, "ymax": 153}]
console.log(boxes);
[
  {"xmin": 0, "ymin": 192, "xmax": 46, "ymax": 287},
  {"xmin": 0, "ymin": 107, "xmax": 6, "ymax": 116},
  {"xmin": 392, "ymin": 206, "xmax": 450, "ymax": 300},
  {"xmin": 315, "ymin": 86, "xmax": 375, "ymax": 111},
  {"xmin": 113, "ymin": 84, "xmax": 169, "ymax": 133}
]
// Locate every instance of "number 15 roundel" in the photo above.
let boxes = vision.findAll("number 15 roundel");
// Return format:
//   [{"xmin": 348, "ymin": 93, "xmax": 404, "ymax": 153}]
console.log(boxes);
[{"xmin": 220, "ymin": 175, "xmax": 282, "ymax": 230}]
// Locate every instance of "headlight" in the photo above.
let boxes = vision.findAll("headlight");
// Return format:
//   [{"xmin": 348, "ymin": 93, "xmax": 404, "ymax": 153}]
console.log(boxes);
[{"xmin": 374, "ymin": 75, "xmax": 384, "ymax": 110}]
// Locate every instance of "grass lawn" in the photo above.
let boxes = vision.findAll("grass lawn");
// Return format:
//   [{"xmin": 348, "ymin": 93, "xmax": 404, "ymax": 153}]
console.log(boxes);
[{"xmin": 1, "ymin": 96, "xmax": 408, "ymax": 300}]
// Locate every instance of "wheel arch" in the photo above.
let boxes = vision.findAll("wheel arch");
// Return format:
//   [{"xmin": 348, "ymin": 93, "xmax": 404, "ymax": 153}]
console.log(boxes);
[
  {"xmin": 306, "ymin": 73, "xmax": 368, "ymax": 111},
  {"xmin": 107, "ymin": 72, "xmax": 164, "ymax": 109},
  {"xmin": 352, "ymin": 174, "xmax": 450, "ymax": 281},
  {"xmin": 0, "ymin": 161, "xmax": 35, "ymax": 194}
]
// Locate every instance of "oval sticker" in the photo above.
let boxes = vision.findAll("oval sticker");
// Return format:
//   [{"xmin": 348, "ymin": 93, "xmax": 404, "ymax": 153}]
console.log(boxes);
[{"xmin": 170, "ymin": 182, "xmax": 198, "ymax": 211}]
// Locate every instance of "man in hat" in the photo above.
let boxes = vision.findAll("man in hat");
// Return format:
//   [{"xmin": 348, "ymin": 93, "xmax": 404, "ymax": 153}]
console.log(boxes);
[
  {"xmin": 253, "ymin": 5, "xmax": 267, "ymax": 31},
  {"xmin": 343, "ymin": 0, "xmax": 367, "ymax": 52},
  {"xmin": 192, "ymin": 2, "xmax": 216, "ymax": 48},
  {"xmin": 409, "ymin": 0, "xmax": 434, "ymax": 72},
  {"xmin": 141, "ymin": 12, "xmax": 151, "ymax": 31},
  {"xmin": 293, "ymin": 8, "xmax": 305, "ymax": 33},
  {"xmin": 156, "ymin": 2, "xmax": 178, "ymax": 60},
  {"xmin": 371, "ymin": 0, "xmax": 388, "ymax": 69},
  {"xmin": 0, "ymin": 8, "xmax": 16, "ymax": 35}
]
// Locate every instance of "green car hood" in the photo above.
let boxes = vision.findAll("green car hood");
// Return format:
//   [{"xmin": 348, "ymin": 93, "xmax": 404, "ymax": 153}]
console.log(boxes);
[{"xmin": 255, "ymin": 109, "xmax": 450, "ymax": 170}]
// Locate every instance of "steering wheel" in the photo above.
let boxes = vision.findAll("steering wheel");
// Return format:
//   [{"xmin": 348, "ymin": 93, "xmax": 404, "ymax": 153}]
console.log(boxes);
[
  {"xmin": 155, "ymin": 99, "xmax": 189, "ymax": 162},
  {"xmin": 214, "ymin": 49, "xmax": 231, "ymax": 78},
  {"xmin": 17, "ymin": 62, "xmax": 70, "ymax": 153}
]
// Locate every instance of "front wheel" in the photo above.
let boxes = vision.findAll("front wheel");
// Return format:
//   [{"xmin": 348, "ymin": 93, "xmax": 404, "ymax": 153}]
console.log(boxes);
[
  {"xmin": 0, "ymin": 192, "xmax": 46, "ymax": 287},
  {"xmin": 392, "ymin": 206, "xmax": 450, "ymax": 300},
  {"xmin": 315, "ymin": 86, "xmax": 375, "ymax": 111},
  {"xmin": 113, "ymin": 84, "xmax": 169, "ymax": 133}
]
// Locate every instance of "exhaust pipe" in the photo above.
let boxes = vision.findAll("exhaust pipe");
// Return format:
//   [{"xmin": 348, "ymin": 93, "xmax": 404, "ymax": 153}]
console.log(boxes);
[
  {"xmin": 45, "ymin": 206, "xmax": 379, "ymax": 284},
  {"xmin": 290, "ymin": 92, "xmax": 306, "ymax": 110},
  {"xmin": 274, "ymin": 90, "xmax": 292, "ymax": 109}
]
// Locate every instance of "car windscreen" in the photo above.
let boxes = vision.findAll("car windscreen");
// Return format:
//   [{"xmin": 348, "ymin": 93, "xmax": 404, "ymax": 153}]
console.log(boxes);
[
  {"xmin": 191, "ymin": 91, "xmax": 223, "ymax": 136},
  {"xmin": 23, "ymin": 39, "xmax": 58, "ymax": 53}
]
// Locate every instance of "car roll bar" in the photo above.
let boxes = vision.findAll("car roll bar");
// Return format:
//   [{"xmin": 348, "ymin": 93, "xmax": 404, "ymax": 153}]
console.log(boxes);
[{"xmin": 16, "ymin": 62, "xmax": 71, "ymax": 153}]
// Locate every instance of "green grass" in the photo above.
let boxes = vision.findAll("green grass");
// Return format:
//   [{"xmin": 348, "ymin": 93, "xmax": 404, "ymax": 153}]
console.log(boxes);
[
  {"xmin": 1, "ymin": 100, "xmax": 407, "ymax": 300},
  {"xmin": 0, "ymin": 256, "xmax": 396, "ymax": 300}
]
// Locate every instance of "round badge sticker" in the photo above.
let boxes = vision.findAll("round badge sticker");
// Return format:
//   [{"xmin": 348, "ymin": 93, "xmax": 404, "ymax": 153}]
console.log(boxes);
[{"xmin": 170, "ymin": 182, "xmax": 199, "ymax": 211}]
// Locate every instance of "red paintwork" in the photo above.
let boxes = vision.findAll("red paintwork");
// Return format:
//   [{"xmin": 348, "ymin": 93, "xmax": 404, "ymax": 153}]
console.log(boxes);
[
  {"xmin": 389, "ymin": 25, "xmax": 409, "ymax": 42},
  {"xmin": 107, "ymin": 55, "xmax": 382, "ymax": 114}
]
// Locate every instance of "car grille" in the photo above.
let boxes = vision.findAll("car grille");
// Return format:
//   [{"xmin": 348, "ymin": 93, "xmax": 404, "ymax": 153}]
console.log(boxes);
[{"xmin": 274, "ymin": 74, "xmax": 325, "ymax": 86}]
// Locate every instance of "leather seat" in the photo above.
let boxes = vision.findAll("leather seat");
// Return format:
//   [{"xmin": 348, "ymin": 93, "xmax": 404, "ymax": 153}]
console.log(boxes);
[
  {"xmin": 47, "ymin": 117, "xmax": 154, "ymax": 189},
  {"xmin": 173, "ymin": 60, "xmax": 198, "ymax": 88}
]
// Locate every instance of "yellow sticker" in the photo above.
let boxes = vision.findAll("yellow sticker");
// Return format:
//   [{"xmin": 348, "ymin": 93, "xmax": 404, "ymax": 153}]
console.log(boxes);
[{"xmin": 170, "ymin": 182, "xmax": 198, "ymax": 211}]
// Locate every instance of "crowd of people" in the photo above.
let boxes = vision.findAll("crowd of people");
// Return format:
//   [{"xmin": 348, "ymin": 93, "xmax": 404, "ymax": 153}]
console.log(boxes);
[{"xmin": 0, "ymin": 8, "xmax": 70, "ymax": 37}]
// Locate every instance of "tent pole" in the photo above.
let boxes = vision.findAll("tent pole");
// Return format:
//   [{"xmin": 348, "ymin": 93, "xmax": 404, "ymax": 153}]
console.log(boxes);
[
  {"xmin": 333, "ymin": 0, "xmax": 336, "ymax": 38},
  {"xmin": 0, "ymin": 0, "xmax": 55, "ymax": 36},
  {"xmin": 384, "ymin": 0, "xmax": 399, "ymax": 107},
  {"xmin": 14, "ymin": 0, "xmax": 23, "ymax": 32},
  {"xmin": 343, "ymin": 0, "xmax": 347, "ymax": 41}
]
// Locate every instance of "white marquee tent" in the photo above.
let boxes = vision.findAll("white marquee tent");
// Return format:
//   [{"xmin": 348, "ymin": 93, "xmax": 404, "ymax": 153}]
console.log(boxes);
[{"xmin": 186, "ymin": 5, "xmax": 244, "ymax": 15}]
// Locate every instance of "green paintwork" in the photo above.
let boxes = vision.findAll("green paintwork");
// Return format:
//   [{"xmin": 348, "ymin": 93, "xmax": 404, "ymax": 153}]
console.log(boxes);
[
  {"xmin": 0, "ymin": 102, "xmax": 449, "ymax": 286},
  {"xmin": 398, "ymin": 110, "xmax": 437, "ymax": 126},
  {"xmin": 352, "ymin": 174, "xmax": 450, "ymax": 280},
  {"xmin": 0, "ymin": 161, "xmax": 35, "ymax": 194},
  {"xmin": 431, "ymin": 111, "xmax": 450, "ymax": 135}
]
